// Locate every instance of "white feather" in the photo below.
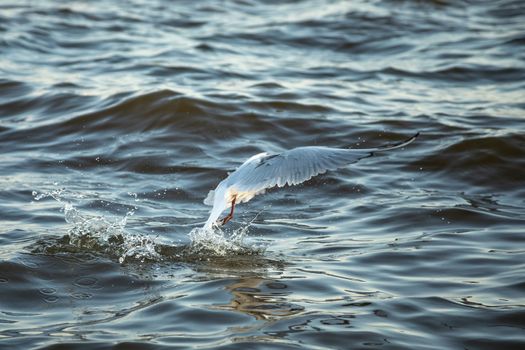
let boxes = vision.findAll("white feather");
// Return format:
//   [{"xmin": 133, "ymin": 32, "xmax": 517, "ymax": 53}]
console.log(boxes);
[{"xmin": 203, "ymin": 190, "xmax": 215, "ymax": 206}]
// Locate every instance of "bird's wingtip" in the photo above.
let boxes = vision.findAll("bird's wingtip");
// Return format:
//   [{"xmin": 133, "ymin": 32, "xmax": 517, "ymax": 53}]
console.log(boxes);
[
  {"xmin": 405, "ymin": 131, "xmax": 420, "ymax": 144},
  {"xmin": 373, "ymin": 131, "xmax": 420, "ymax": 152}
]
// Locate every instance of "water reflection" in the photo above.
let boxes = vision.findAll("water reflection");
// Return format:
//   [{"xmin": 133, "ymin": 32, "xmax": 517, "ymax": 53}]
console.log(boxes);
[{"xmin": 214, "ymin": 277, "xmax": 303, "ymax": 321}]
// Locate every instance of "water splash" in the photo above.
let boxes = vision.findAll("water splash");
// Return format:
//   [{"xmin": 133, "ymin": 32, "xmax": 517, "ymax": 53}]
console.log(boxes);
[
  {"xmin": 188, "ymin": 226, "xmax": 246, "ymax": 255},
  {"xmin": 31, "ymin": 188, "xmax": 268, "ymax": 263},
  {"xmin": 32, "ymin": 188, "xmax": 66, "ymax": 202},
  {"xmin": 32, "ymin": 189, "xmax": 160, "ymax": 263},
  {"xmin": 118, "ymin": 233, "xmax": 160, "ymax": 264},
  {"xmin": 188, "ymin": 211, "xmax": 267, "ymax": 256}
]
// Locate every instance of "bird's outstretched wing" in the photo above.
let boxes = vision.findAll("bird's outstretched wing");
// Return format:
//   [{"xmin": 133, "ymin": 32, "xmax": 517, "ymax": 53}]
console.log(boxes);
[{"xmin": 229, "ymin": 133, "xmax": 418, "ymax": 193}]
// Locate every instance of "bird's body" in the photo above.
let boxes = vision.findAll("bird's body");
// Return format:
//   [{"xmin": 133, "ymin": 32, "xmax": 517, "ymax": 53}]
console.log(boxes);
[{"xmin": 203, "ymin": 133, "xmax": 419, "ymax": 229}]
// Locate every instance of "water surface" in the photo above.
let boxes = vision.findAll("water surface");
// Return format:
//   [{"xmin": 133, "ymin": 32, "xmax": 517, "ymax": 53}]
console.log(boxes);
[{"xmin": 1, "ymin": 0, "xmax": 525, "ymax": 349}]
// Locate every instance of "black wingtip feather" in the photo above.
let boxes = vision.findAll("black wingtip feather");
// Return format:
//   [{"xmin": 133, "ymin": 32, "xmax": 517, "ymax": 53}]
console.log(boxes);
[{"xmin": 375, "ymin": 132, "xmax": 420, "ymax": 152}]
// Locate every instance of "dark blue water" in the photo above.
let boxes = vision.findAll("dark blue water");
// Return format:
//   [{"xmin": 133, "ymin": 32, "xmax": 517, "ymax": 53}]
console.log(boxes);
[{"xmin": 1, "ymin": 1, "xmax": 525, "ymax": 349}]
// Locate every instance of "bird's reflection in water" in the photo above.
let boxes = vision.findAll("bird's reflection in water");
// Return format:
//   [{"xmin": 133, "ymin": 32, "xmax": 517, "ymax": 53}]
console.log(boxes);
[{"xmin": 213, "ymin": 277, "xmax": 304, "ymax": 321}]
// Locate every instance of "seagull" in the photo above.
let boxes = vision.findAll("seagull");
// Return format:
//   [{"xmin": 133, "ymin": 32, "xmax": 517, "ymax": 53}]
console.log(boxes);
[{"xmin": 203, "ymin": 133, "xmax": 419, "ymax": 229}]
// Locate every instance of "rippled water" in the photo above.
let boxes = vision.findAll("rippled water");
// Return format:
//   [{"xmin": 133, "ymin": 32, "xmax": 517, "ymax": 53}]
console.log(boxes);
[{"xmin": 1, "ymin": 0, "xmax": 525, "ymax": 349}]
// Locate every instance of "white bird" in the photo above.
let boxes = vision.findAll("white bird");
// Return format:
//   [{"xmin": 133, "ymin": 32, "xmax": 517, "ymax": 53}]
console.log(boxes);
[{"xmin": 203, "ymin": 133, "xmax": 419, "ymax": 229}]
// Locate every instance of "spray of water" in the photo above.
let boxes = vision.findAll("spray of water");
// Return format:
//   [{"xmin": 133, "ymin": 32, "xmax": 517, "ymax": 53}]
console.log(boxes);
[
  {"xmin": 188, "ymin": 208, "xmax": 267, "ymax": 256},
  {"xmin": 32, "ymin": 189, "xmax": 160, "ymax": 263},
  {"xmin": 31, "ymin": 188, "xmax": 266, "ymax": 263}
]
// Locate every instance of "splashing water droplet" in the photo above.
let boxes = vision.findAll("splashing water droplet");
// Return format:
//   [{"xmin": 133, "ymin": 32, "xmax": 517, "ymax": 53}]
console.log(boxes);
[
  {"xmin": 32, "ymin": 188, "xmax": 66, "ymax": 202},
  {"xmin": 188, "ymin": 210, "xmax": 266, "ymax": 256},
  {"xmin": 128, "ymin": 192, "xmax": 140, "ymax": 202},
  {"xmin": 32, "ymin": 187, "xmax": 160, "ymax": 264}
]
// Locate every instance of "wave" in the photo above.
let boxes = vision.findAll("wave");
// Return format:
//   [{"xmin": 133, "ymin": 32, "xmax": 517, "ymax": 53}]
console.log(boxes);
[
  {"xmin": 412, "ymin": 133, "xmax": 525, "ymax": 191},
  {"xmin": 383, "ymin": 65, "xmax": 525, "ymax": 83}
]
